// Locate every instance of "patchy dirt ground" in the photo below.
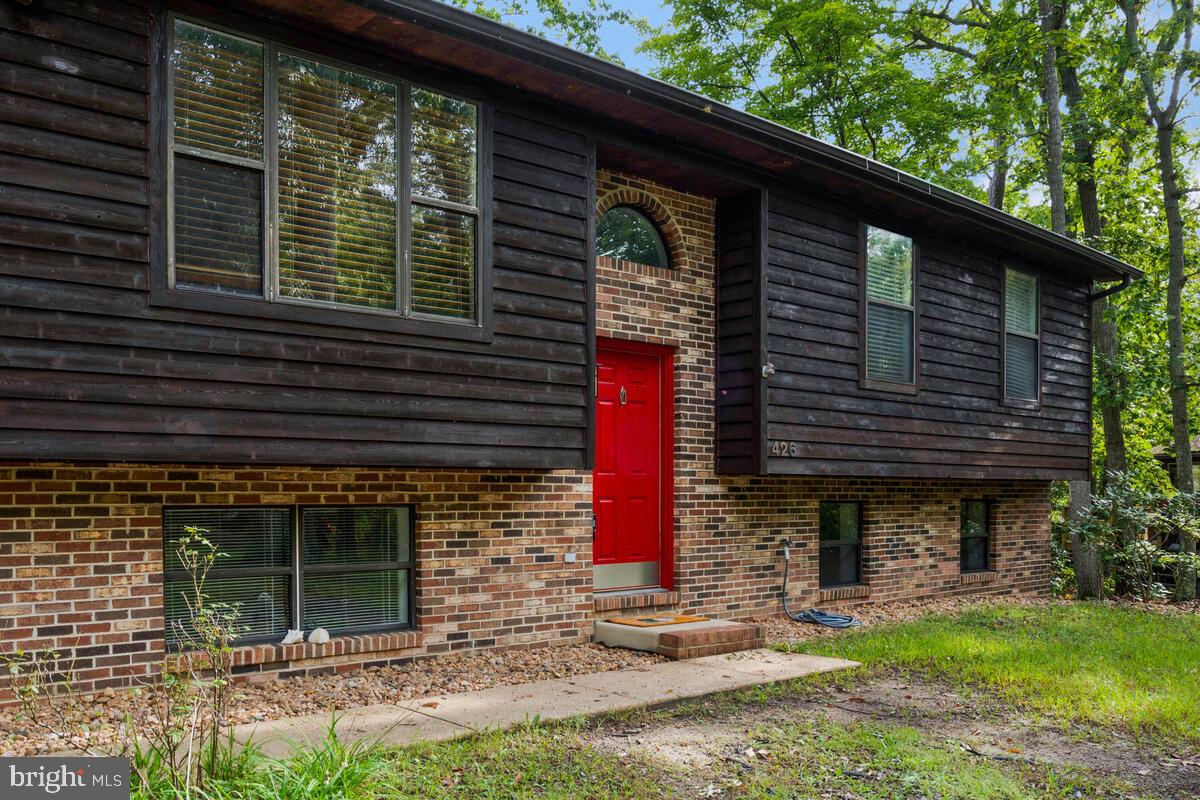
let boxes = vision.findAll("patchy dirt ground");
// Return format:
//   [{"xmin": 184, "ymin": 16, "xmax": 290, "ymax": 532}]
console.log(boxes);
[
  {"xmin": 587, "ymin": 673, "xmax": 1200, "ymax": 800},
  {"xmin": 0, "ymin": 642, "xmax": 663, "ymax": 756}
]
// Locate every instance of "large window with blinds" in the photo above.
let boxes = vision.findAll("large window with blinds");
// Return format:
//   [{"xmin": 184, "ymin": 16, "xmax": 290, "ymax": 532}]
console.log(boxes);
[
  {"xmin": 1004, "ymin": 268, "xmax": 1040, "ymax": 402},
  {"xmin": 862, "ymin": 225, "xmax": 916, "ymax": 387},
  {"xmin": 163, "ymin": 506, "xmax": 413, "ymax": 646},
  {"xmin": 168, "ymin": 18, "xmax": 481, "ymax": 323}
]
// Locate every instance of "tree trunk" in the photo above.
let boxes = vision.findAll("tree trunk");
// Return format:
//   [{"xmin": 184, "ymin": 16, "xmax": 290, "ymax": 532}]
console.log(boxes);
[
  {"xmin": 988, "ymin": 128, "xmax": 1009, "ymax": 210},
  {"xmin": 1119, "ymin": 0, "xmax": 1196, "ymax": 601},
  {"xmin": 1038, "ymin": 0, "xmax": 1067, "ymax": 234},
  {"xmin": 1069, "ymin": 479, "xmax": 1105, "ymax": 599},
  {"xmin": 1060, "ymin": 55, "xmax": 1129, "ymax": 557},
  {"xmin": 1155, "ymin": 123, "xmax": 1198, "ymax": 600}
]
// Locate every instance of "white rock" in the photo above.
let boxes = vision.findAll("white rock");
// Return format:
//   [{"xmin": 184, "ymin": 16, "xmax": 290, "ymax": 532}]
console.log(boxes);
[
  {"xmin": 307, "ymin": 627, "xmax": 330, "ymax": 645},
  {"xmin": 280, "ymin": 629, "xmax": 304, "ymax": 645}
]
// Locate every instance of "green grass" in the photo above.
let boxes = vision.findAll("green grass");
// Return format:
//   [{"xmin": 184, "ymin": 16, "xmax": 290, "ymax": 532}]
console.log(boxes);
[
  {"xmin": 134, "ymin": 721, "xmax": 674, "ymax": 800},
  {"xmin": 136, "ymin": 717, "xmax": 1140, "ymax": 800},
  {"xmin": 131, "ymin": 602, "xmax": 1195, "ymax": 798},
  {"xmin": 730, "ymin": 718, "xmax": 1146, "ymax": 800},
  {"xmin": 785, "ymin": 602, "xmax": 1200, "ymax": 743}
]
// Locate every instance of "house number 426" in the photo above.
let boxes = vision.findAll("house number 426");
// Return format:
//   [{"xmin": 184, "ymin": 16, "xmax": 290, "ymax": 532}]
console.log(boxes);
[{"xmin": 769, "ymin": 441, "xmax": 800, "ymax": 457}]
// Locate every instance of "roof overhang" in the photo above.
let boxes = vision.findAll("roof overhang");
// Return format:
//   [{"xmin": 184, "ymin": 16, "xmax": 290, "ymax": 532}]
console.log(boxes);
[{"xmin": 251, "ymin": 0, "xmax": 1140, "ymax": 283}]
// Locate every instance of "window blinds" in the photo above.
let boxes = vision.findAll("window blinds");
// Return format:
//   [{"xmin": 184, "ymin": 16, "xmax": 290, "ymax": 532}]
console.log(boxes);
[
  {"xmin": 172, "ymin": 21, "xmax": 264, "ymax": 159},
  {"xmin": 162, "ymin": 505, "xmax": 414, "ymax": 645},
  {"xmin": 171, "ymin": 21, "xmax": 265, "ymax": 297},
  {"xmin": 864, "ymin": 226, "xmax": 915, "ymax": 384},
  {"xmin": 170, "ymin": 20, "xmax": 479, "ymax": 321},
  {"xmin": 1004, "ymin": 268, "xmax": 1039, "ymax": 400},
  {"xmin": 300, "ymin": 507, "xmax": 411, "ymax": 632},
  {"xmin": 410, "ymin": 90, "xmax": 479, "ymax": 319},
  {"xmin": 162, "ymin": 507, "xmax": 292, "ymax": 645},
  {"xmin": 276, "ymin": 55, "xmax": 398, "ymax": 310}
]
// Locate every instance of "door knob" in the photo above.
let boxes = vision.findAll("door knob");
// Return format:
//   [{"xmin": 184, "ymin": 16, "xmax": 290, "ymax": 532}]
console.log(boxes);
[{"xmin": 619, "ymin": 386, "xmax": 627, "ymax": 406}]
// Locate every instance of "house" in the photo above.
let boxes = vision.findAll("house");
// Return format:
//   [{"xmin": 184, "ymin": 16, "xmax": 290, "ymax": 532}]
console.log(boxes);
[
  {"xmin": 0, "ymin": 0, "xmax": 1140, "ymax": 693},
  {"xmin": 1153, "ymin": 437, "xmax": 1200, "ymax": 488}
]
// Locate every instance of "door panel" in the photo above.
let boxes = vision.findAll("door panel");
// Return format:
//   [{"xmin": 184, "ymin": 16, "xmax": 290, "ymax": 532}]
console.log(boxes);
[{"xmin": 594, "ymin": 345, "xmax": 665, "ymax": 590}]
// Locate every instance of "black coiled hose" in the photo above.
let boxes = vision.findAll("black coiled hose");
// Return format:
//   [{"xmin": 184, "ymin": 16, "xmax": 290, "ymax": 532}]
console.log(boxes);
[{"xmin": 781, "ymin": 539, "xmax": 862, "ymax": 629}]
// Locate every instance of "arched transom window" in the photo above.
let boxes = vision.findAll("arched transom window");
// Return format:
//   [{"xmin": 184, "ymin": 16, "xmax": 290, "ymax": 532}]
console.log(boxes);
[{"xmin": 596, "ymin": 206, "xmax": 671, "ymax": 269}]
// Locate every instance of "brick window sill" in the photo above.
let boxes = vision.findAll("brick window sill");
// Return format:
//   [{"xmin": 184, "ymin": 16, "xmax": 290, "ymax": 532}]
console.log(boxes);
[
  {"xmin": 819, "ymin": 584, "xmax": 870, "ymax": 602},
  {"xmin": 595, "ymin": 589, "xmax": 680, "ymax": 613},
  {"xmin": 227, "ymin": 631, "xmax": 423, "ymax": 668},
  {"xmin": 960, "ymin": 570, "xmax": 999, "ymax": 586}
]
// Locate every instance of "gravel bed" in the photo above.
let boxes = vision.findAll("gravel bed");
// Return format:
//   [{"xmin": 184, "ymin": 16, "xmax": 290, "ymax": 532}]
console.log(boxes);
[{"xmin": 1, "ymin": 642, "xmax": 664, "ymax": 757}]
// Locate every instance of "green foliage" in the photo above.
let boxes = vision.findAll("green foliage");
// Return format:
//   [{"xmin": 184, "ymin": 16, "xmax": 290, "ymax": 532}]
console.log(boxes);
[
  {"xmin": 789, "ymin": 602, "xmax": 1200, "ymax": 744},
  {"xmin": 133, "ymin": 721, "xmax": 672, "ymax": 799},
  {"xmin": 447, "ymin": 0, "xmax": 650, "ymax": 63},
  {"xmin": 1062, "ymin": 472, "xmax": 1199, "ymax": 599},
  {"xmin": 640, "ymin": 0, "xmax": 983, "ymax": 187},
  {"xmin": 1050, "ymin": 536, "xmax": 1076, "ymax": 597}
]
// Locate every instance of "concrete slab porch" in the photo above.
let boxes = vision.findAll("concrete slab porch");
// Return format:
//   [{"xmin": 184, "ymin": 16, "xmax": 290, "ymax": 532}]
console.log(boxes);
[{"xmin": 235, "ymin": 648, "xmax": 858, "ymax": 758}]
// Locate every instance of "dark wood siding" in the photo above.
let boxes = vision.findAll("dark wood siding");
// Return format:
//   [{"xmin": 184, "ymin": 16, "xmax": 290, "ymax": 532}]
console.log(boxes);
[
  {"xmin": 756, "ymin": 187, "xmax": 1091, "ymax": 480},
  {"xmin": 715, "ymin": 189, "xmax": 765, "ymax": 475},
  {"xmin": 0, "ymin": 0, "xmax": 591, "ymax": 468}
]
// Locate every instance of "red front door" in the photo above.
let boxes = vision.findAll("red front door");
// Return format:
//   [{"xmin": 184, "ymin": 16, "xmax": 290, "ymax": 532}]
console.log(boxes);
[{"xmin": 594, "ymin": 342, "xmax": 671, "ymax": 591}]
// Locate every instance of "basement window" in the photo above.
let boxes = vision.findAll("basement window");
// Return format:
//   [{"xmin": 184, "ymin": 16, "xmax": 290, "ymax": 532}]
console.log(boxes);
[
  {"xmin": 961, "ymin": 500, "xmax": 990, "ymax": 572},
  {"xmin": 163, "ymin": 506, "xmax": 413, "ymax": 647},
  {"xmin": 819, "ymin": 501, "xmax": 862, "ymax": 588}
]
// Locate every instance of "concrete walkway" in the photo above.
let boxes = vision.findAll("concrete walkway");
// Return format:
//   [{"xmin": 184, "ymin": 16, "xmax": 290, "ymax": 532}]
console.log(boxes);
[{"xmin": 234, "ymin": 648, "xmax": 858, "ymax": 758}]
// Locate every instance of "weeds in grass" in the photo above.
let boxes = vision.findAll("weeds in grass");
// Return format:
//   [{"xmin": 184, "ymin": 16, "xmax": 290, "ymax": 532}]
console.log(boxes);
[
  {"xmin": 728, "ymin": 719, "xmax": 1148, "ymax": 800},
  {"xmin": 787, "ymin": 602, "xmax": 1200, "ymax": 745}
]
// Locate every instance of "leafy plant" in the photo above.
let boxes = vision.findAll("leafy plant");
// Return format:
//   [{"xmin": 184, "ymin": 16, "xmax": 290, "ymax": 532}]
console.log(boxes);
[
  {"xmin": 1059, "ymin": 472, "xmax": 1199, "ymax": 601},
  {"xmin": 3, "ymin": 527, "xmax": 249, "ymax": 797}
]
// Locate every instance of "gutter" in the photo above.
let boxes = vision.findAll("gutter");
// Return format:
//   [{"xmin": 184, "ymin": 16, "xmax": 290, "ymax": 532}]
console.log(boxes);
[
  {"xmin": 1089, "ymin": 274, "xmax": 1133, "ymax": 302},
  {"xmin": 359, "ymin": 0, "xmax": 1142, "ymax": 281}
]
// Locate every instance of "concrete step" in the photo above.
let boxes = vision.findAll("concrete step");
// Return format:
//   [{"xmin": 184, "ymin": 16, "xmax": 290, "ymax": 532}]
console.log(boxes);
[{"xmin": 593, "ymin": 617, "xmax": 765, "ymax": 659}]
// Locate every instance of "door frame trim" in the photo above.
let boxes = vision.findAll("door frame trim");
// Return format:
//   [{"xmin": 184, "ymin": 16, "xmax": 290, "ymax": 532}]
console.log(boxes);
[{"xmin": 594, "ymin": 337, "xmax": 675, "ymax": 592}]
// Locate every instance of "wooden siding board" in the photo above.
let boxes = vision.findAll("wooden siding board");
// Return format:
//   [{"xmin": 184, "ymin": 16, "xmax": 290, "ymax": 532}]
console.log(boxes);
[
  {"xmin": 0, "ymin": 90, "xmax": 147, "ymax": 148},
  {"xmin": 761, "ymin": 187, "xmax": 1092, "ymax": 480},
  {"xmin": 715, "ymin": 188, "xmax": 765, "ymax": 474},
  {"xmin": 0, "ymin": 3, "xmax": 591, "ymax": 469}
]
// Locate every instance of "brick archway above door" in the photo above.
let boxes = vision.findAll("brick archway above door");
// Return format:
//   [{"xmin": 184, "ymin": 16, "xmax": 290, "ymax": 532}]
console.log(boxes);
[{"xmin": 595, "ymin": 185, "xmax": 687, "ymax": 270}]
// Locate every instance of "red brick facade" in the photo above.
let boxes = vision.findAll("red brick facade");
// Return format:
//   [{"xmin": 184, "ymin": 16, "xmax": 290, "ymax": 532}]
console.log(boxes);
[
  {"xmin": 593, "ymin": 169, "xmax": 1051, "ymax": 620},
  {"xmin": 0, "ymin": 169, "xmax": 1052, "ymax": 697},
  {"xmin": 0, "ymin": 466, "xmax": 593, "ymax": 694}
]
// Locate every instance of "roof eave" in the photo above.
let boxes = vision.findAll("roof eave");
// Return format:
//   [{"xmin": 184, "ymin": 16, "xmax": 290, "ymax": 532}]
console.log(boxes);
[{"xmin": 356, "ymin": 0, "xmax": 1142, "ymax": 282}]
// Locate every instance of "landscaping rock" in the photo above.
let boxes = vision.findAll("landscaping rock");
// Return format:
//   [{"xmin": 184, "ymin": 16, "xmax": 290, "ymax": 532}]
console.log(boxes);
[{"xmin": 0, "ymin": 642, "xmax": 664, "ymax": 757}]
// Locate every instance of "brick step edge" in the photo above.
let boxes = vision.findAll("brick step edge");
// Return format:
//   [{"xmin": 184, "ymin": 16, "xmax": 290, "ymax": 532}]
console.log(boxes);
[{"xmin": 657, "ymin": 622, "xmax": 765, "ymax": 660}]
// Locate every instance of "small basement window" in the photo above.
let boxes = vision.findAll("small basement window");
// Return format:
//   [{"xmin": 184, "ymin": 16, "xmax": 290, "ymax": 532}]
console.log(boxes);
[
  {"xmin": 819, "ymin": 501, "xmax": 862, "ymax": 588},
  {"xmin": 163, "ymin": 506, "xmax": 413, "ymax": 647},
  {"xmin": 596, "ymin": 206, "xmax": 670, "ymax": 268},
  {"xmin": 961, "ymin": 500, "xmax": 990, "ymax": 572}
]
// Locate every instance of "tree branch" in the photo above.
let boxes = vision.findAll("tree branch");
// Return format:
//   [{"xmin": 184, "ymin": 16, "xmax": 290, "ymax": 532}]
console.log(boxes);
[{"xmin": 903, "ymin": 29, "xmax": 978, "ymax": 60}]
